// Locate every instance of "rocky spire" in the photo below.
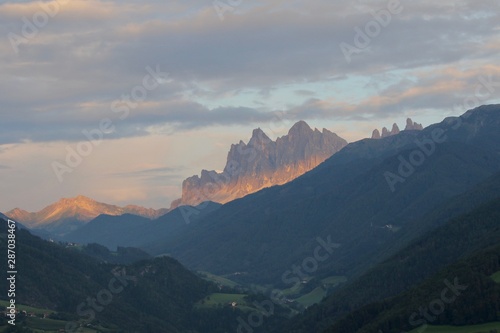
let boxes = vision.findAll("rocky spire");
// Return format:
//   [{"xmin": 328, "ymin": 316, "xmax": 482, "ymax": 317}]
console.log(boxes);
[
  {"xmin": 405, "ymin": 118, "xmax": 423, "ymax": 130},
  {"xmin": 391, "ymin": 123, "xmax": 400, "ymax": 135},
  {"xmin": 371, "ymin": 118, "xmax": 422, "ymax": 139}
]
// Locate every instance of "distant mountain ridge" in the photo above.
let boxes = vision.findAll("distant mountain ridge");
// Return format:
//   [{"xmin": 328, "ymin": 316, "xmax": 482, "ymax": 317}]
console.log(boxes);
[
  {"xmin": 171, "ymin": 120, "xmax": 348, "ymax": 208},
  {"xmin": 6, "ymin": 195, "xmax": 168, "ymax": 230},
  {"xmin": 63, "ymin": 201, "xmax": 222, "ymax": 251},
  {"xmin": 371, "ymin": 117, "xmax": 423, "ymax": 139}
]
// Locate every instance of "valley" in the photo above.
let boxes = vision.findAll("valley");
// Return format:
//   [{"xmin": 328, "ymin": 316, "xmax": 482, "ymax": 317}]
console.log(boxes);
[
  {"xmin": 2, "ymin": 2, "xmax": 499, "ymax": 332},
  {"xmin": 2, "ymin": 106, "xmax": 500, "ymax": 333}
]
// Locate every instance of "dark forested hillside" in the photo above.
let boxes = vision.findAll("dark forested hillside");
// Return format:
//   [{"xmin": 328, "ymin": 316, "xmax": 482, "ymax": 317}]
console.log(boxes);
[
  {"xmin": 324, "ymin": 244, "xmax": 500, "ymax": 333},
  {"xmin": 0, "ymin": 218, "xmax": 289, "ymax": 332},
  {"xmin": 279, "ymin": 197, "xmax": 500, "ymax": 332}
]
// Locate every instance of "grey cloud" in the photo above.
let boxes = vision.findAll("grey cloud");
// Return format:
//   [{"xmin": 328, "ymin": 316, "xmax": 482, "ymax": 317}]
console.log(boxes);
[
  {"xmin": 111, "ymin": 166, "xmax": 184, "ymax": 177},
  {"xmin": 109, "ymin": 166, "xmax": 187, "ymax": 185},
  {"xmin": 288, "ymin": 66, "xmax": 500, "ymax": 121},
  {"xmin": 5, "ymin": 0, "xmax": 496, "ymax": 91},
  {"xmin": 2, "ymin": 64, "xmax": 499, "ymax": 144},
  {"xmin": 294, "ymin": 90, "xmax": 316, "ymax": 97},
  {"xmin": 0, "ymin": 0, "xmax": 499, "ymax": 143},
  {"xmin": 0, "ymin": 97, "xmax": 278, "ymax": 143}
]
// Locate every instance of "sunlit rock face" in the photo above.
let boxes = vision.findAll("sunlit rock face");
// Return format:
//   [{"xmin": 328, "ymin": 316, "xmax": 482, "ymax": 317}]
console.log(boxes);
[
  {"xmin": 171, "ymin": 121, "xmax": 348, "ymax": 208},
  {"xmin": 7, "ymin": 195, "xmax": 168, "ymax": 227}
]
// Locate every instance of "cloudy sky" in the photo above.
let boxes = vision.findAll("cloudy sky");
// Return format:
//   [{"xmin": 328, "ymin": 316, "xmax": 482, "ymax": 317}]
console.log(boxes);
[{"xmin": 1, "ymin": 0, "xmax": 499, "ymax": 212}]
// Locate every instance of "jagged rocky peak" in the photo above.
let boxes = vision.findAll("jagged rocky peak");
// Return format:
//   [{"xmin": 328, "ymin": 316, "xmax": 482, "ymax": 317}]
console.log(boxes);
[
  {"xmin": 172, "ymin": 121, "xmax": 348, "ymax": 208},
  {"xmin": 371, "ymin": 117, "xmax": 422, "ymax": 139},
  {"xmin": 391, "ymin": 123, "xmax": 400, "ymax": 135},
  {"xmin": 248, "ymin": 127, "xmax": 272, "ymax": 147},
  {"xmin": 288, "ymin": 120, "xmax": 312, "ymax": 137},
  {"xmin": 405, "ymin": 118, "xmax": 424, "ymax": 131}
]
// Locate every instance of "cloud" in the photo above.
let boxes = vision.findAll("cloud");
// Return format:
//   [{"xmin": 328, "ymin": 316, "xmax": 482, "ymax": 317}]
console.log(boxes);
[
  {"xmin": 1, "ymin": 0, "xmax": 500, "ymax": 213},
  {"xmin": 1, "ymin": 63, "xmax": 499, "ymax": 144},
  {"xmin": 0, "ymin": 94, "xmax": 280, "ymax": 143},
  {"xmin": 110, "ymin": 166, "xmax": 185, "ymax": 183}
]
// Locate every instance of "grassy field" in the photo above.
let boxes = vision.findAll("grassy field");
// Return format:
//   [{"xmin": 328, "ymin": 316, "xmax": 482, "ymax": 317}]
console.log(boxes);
[
  {"xmin": 321, "ymin": 275, "xmax": 347, "ymax": 286},
  {"xmin": 201, "ymin": 293, "xmax": 247, "ymax": 305},
  {"xmin": 0, "ymin": 319, "xmax": 115, "ymax": 333},
  {"xmin": 271, "ymin": 275, "xmax": 347, "ymax": 308},
  {"xmin": 248, "ymin": 283, "xmax": 271, "ymax": 294},
  {"xmin": 295, "ymin": 286, "xmax": 327, "ymax": 308},
  {"xmin": 286, "ymin": 276, "xmax": 346, "ymax": 307},
  {"xmin": 408, "ymin": 322, "xmax": 500, "ymax": 333},
  {"xmin": 281, "ymin": 281, "xmax": 306, "ymax": 296},
  {"xmin": 280, "ymin": 276, "xmax": 320, "ymax": 297},
  {"xmin": 25, "ymin": 317, "xmax": 67, "ymax": 331},
  {"xmin": 0, "ymin": 300, "xmax": 54, "ymax": 316},
  {"xmin": 491, "ymin": 271, "xmax": 500, "ymax": 283},
  {"xmin": 196, "ymin": 273, "xmax": 347, "ymax": 311},
  {"xmin": 196, "ymin": 293, "xmax": 254, "ymax": 311},
  {"xmin": 198, "ymin": 271, "xmax": 240, "ymax": 288},
  {"xmin": 25, "ymin": 317, "xmax": 116, "ymax": 332},
  {"xmin": 0, "ymin": 300, "xmax": 116, "ymax": 333},
  {"xmin": 0, "ymin": 318, "xmax": 101, "ymax": 333}
]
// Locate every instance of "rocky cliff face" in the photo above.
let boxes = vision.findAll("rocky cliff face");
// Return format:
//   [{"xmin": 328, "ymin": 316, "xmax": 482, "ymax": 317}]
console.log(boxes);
[
  {"xmin": 371, "ymin": 118, "xmax": 422, "ymax": 139},
  {"xmin": 171, "ymin": 121, "xmax": 348, "ymax": 208}
]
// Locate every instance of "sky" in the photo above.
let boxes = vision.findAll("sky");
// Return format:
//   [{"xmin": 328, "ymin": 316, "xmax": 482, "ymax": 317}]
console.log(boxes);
[{"xmin": 1, "ymin": 0, "xmax": 500, "ymax": 212}]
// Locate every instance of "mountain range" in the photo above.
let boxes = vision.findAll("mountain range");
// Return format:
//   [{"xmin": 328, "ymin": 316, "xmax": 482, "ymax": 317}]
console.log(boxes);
[
  {"xmin": 18, "ymin": 106, "xmax": 499, "ymax": 284},
  {"xmin": 6, "ymin": 195, "xmax": 168, "ymax": 236},
  {"xmin": 2, "ymin": 105, "xmax": 500, "ymax": 333},
  {"xmin": 153, "ymin": 105, "xmax": 500, "ymax": 288},
  {"xmin": 7, "ymin": 121, "xmax": 348, "ymax": 236},
  {"xmin": 38, "ymin": 105, "xmax": 500, "ymax": 290},
  {"xmin": 171, "ymin": 120, "xmax": 348, "ymax": 208}
]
